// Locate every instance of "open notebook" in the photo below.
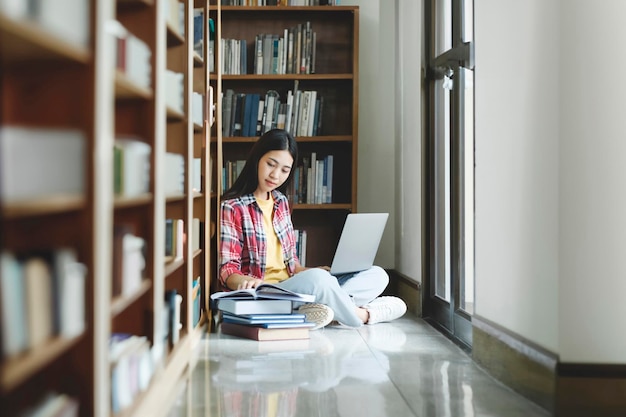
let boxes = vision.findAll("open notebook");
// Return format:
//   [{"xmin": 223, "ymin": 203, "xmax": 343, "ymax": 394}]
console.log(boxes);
[{"xmin": 329, "ymin": 213, "xmax": 389, "ymax": 275}]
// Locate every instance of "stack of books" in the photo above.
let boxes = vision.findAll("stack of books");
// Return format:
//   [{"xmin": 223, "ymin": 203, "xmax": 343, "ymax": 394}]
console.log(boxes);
[{"xmin": 211, "ymin": 284, "xmax": 316, "ymax": 341}]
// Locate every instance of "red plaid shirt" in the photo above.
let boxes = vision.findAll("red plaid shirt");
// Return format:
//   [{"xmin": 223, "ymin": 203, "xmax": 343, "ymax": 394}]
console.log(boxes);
[{"xmin": 219, "ymin": 191, "xmax": 300, "ymax": 289}]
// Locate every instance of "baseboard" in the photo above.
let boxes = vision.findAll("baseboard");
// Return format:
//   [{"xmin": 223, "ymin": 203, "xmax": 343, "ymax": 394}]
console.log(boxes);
[
  {"xmin": 472, "ymin": 315, "xmax": 557, "ymax": 413},
  {"xmin": 385, "ymin": 269, "xmax": 422, "ymax": 317},
  {"xmin": 556, "ymin": 363, "xmax": 626, "ymax": 417}
]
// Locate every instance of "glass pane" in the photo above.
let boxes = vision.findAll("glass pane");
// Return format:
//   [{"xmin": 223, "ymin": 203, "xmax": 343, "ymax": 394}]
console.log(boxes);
[
  {"xmin": 459, "ymin": 66, "xmax": 474, "ymax": 314},
  {"xmin": 462, "ymin": 0, "xmax": 473, "ymax": 42},
  {"xmin": 434, "ymin": 77, "xmax": 451, "ymax": 303},
  {"xmin": 433, "ymin": 0, "xmax": 452, "ymax": 57}
]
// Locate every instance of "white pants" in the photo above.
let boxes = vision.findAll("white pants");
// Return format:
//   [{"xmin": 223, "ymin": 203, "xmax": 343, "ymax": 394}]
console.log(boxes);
[{"xmin": 275, "ymin": 266, "xmax": 389, "ymax": 327}]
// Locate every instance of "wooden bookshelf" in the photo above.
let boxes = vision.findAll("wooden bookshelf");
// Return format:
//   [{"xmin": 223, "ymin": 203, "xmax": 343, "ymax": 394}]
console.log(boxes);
[
  {"xmin": 211, "ymin": 4, "xmax": 359, "ymax": 281},
  {"xmin": 0, "ymin": 0, "xmax": 212, "ymax": 415}
]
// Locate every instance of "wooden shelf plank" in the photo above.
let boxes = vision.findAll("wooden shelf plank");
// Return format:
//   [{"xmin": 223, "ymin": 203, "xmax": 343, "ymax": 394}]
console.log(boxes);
[
  {"xmin": 292, "ymin": 203, "xmax": 352, "ymax": 210},
  {"xmin": 0, "ymin": 335, "xmax": 83, "ymax": 393},
  {"xmin": 164, "ymin": 257, "xmax": 185, "ymax": 276},
  {"xmin": 217, "ymin": 5, "xmax": 358, "ymax": 12},
  {"xmin": 0, "ymin": 14, "xmax": 90, "ymax": 64},
  {"xmin": 115, "ymin": 70, "xmax": 153, "ymax": 100},
  {"xmin": 165, "ymin": 193, "xmax": 186, "ymax": 203},
  {"xmin": 166, "ymin": 106, "xmax": 185, "ymax": 121},
  {"xmin": 219, "ymin": 135, "xmax": 352, "ymax": 143},
  {"xmin": 221, "ymin": 73, "xmax": 352, "ymax": 80},
  {"xmin": 114, "ymin": 193, "xmax": 153, "ymax": 209},
  {"xmin": 193, "ymin": 51, "xmax": 203, "ymax": 67},
  {"xmin": 166, "ymin": 23, "xmax": 184, "ymax": 47},
  {"xmin": 111, "ymin": 280, "xmax": 153, "ymax": 318},
  {"xmin": 1, "ymin": 194, "xmax": 85, "ymax": 219}
]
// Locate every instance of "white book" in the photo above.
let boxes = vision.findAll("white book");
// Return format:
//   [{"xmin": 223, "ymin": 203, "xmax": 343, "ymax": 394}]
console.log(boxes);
[
  {"xmin": 307, "ymin": 90, "xmax": 317, "ymax": 136},
  {"xmin": 0, "ymin": 127, "xmax": 84, "ymax": 202},
  {"xmin": 164, "ymin": 152, "xmax": 185, "ymax": 195},
  {"xmin": 298, "ymin": 91, "xmax": 311, "ymax": 137},
  {"xmin": 316, "ymin": 159, "xmax": 324, "ymax": 204},
  {"xmin": 24, "ymin": 257, "xmax": 54, "ymax": 348},
  {"xmin": 174, "ymin": 219, "xmax": 184, "ymax": 260},
  {"xmin": 53, "ymin": 248, "xmax": 86, "ymax": 338},
  {"xmin": 0, "ymin": 0, "xmax": 28, "ymax": 19},
  {"xmin": 192, "ymin": 218, "xmax": 201, "ymax": 251},
  {"xmin": 192, "ymin": 93, "xmax": 204, "ymax": 126},
  {"xmin": 115, "ymin": 138, "xmax": 151, "ymax": 197},
  {"xmin": 192, "ymin": 158, "xmax": 202, "ymax": 192},
  {"xmin": 284, "ymin": 90, "xmax": 294, "ymax": 133},
  {"xmin": 301, "ymin": 230, "xmax": 307, "ymax": 266},
  {"xmin": 33, "ymin": 0, "xmax": 90, "ymax": 47},
  {"xmin": 122, "ymin": 234, "xmax": 145, "ymax": 296}
]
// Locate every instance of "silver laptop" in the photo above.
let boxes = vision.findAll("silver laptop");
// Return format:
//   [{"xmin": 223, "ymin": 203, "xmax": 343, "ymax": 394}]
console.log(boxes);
[{"xmin": 329, "ymin": 213, "xmax": 389, "ymax": 275}]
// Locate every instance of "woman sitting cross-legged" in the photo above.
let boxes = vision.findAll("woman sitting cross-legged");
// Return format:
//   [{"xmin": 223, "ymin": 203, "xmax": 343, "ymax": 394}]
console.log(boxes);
[{"xmin": 219, "ymin": 128, "xmax": 407, "ymax": 330}]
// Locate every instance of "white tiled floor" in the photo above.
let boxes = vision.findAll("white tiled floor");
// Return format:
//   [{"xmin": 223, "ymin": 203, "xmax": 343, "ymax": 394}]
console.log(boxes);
[{"xmin": 167, "ymin": 315, "xmax": 551, "ymax": 417}]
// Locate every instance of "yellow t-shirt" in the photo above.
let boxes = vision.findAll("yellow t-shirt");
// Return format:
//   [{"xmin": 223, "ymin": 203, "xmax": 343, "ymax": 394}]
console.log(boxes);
[{"xmin": 256, "ymin": 195, "xmax": 289, "ymax": 283}]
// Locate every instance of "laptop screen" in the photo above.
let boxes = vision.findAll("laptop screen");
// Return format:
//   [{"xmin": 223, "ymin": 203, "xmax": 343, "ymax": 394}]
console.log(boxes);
[{"xmin": 329, "ymin": 213, "xmax": 389, "ymax": 275}]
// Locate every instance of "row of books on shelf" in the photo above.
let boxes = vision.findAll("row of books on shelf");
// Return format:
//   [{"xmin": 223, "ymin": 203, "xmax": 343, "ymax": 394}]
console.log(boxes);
[
  {"xmin": 114, "ymin": 138, "xmax": 151, "ymax": 197},
  {"xmin": 0, "ymin": 0, "xmax": 89, "ymax": 47},
  {"xmin": 114, "ymin": 138, "xmax": 202, "ymax": 198},
  {"xmin": 111, "ymin": 20, "xmax": 152, "ymax": 90},
  {"xmin": 221, "ymin": 0, "xmax": 340, "ymax": 6},
  {"xmin": 0, "ymin": 249, "xmax": 86, "ymax": 359},
  {"xmin": 222, "ymin": 83, "xmax": 323, "ymax": 138},
  {"xmin": 111, "ymin": 284, "xmax": 202, "ymax": 413},
  {"xmin": 221, "ymin": 21, "xmax": 316, "ymax": 75},
  {"xmin": 223, "ymin": 152, "xmax": 333, "ymax": 204},
  {"xmin": 211, "ymin": 284, "xmax": 315, "ymax": 341},
  {"xmin": 165, "ymin": 218, "xmax": 203, "ymax": 262},
  {"xmin": 109, "ymin": 333, "xmax": 154, "ymax": 414},
  {"xmin": 0, "ymin": 126, "xmax": 84, "ymax": 204}
]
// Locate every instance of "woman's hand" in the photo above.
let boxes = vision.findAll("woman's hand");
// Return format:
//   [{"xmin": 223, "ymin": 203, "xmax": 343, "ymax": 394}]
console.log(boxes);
[
  {"xmin": 237, "ymin": 277, "xmax": 263, "ymax": 290},
  {"xmin": 226, "ymin": 273, "xmax": 263, "ymax": 290}
]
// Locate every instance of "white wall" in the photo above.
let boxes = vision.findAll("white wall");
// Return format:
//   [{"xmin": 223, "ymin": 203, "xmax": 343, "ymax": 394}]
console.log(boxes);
[
  {"xmin": 341, "ymin": 0, "xmax": 397, "ymax": 268},
  {"xmin": 476, "ymin": 0, "xmax": 626, "ymax": 362},
  {"xmin": 558, "ymin": 0, "xmax": 626, "ymax": 363},
  {"xmin": 394, "ymin": 1, "xmax": 423, "ymax": 281},
  {"xmin": 474, "ymin": 0, "xmax": 560, "ymax": 353},
  {"xmin": 353, "ymin": 0, "xmax": 626, "ymax": 364}
]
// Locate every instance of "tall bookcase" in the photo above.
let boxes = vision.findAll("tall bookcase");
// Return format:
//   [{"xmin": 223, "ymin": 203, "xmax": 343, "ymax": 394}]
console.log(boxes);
[
  {"xmin": 0, "ymin": 0, "xmax": 213, "ymax": 416},
  {"xmin": 210, "ymin": 2, "xmax": 359, "ymax": 289}
]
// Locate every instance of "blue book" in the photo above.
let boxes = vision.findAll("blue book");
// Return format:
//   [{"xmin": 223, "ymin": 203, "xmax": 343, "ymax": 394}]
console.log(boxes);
[
  {"xmin": 231, "ymin": 313, "xmax": 306, "ymax": 320},
  {"xmin": 259, "ymin": 322, "xmax": 316, "ymax": 329},
  {"xmin": 1, "ymin": 252, "xmax": 27, "ymax": 356},
  {"xmin": 247, "ymin": 94, "xmax": 260, "ymax": 137},
  {"xmin": 223, "ymin": 312, "xmax": 306, "ymax": 326}
]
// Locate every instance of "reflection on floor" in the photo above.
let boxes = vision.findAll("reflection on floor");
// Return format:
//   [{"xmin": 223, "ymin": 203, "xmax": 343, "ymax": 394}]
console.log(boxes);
[{"xmin": 167, "ymin": 315, "xmax": 551, "ymax": 417}]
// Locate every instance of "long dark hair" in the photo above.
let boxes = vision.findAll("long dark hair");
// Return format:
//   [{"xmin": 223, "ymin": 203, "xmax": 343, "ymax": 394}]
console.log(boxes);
[{"xmin": 221, "ymin": 129, "xmax": 298, "ymax": 200}]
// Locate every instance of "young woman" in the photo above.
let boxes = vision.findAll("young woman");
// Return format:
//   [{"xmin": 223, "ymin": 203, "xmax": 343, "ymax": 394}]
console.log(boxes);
[{"xmin": 219, "ymin": 129, "xmax": 407, "ymax": 329}]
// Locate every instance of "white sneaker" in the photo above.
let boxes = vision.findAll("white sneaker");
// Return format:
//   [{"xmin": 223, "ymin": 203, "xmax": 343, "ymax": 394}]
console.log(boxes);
[
  {"xmin": 364, "ymin": 296, "xmax": 407, "ymax": 324},
  {"xmin": 298, "ymin": 303, "xmax": 334, "ymax": 330}
]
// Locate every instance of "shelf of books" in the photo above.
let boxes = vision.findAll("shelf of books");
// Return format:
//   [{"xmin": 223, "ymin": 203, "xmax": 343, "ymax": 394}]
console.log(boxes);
[
  {"xmin": 211, "ymin": 2, "xmax": 359, "ymax": 278},
  {"xmin": 0, "ymin": 0, "xmax": 99, "ymax": 415},
  {"xmin": 1, "ymin": 0, "xmax": 213, "ymax": 415}
]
